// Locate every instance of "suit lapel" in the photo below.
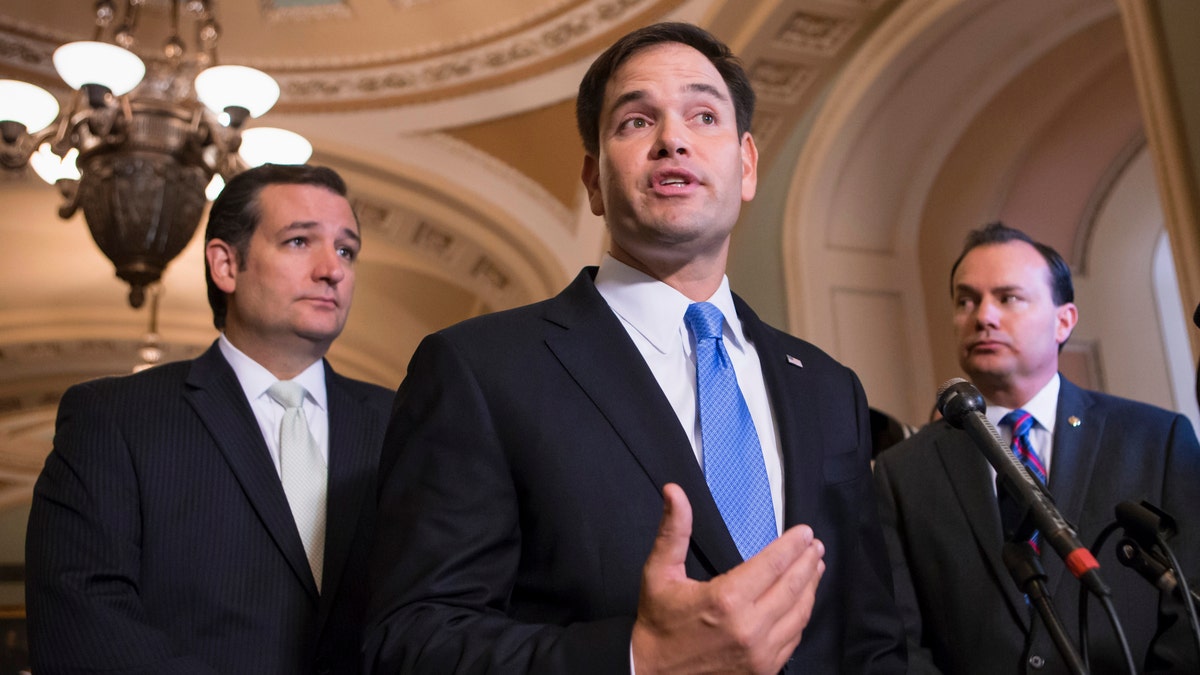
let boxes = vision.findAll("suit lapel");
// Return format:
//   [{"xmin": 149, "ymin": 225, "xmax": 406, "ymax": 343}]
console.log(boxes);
[
  {"xmin": 732, "ymin": 297, "xmax": 823, "ymax": 530},
  {"xmin": 934, "ymin": 426, "xmax": 1029, "ymax": 623},
  {"xmin": 1045, "ymin": 378, "xmax": 1101, "ymax": 597},
  {"xmin": 542, "ymin": 270, "xmax": 744, "ymax": 574},
  {"xmin": 319, "ymin": 367, "xmax": 380, "ymax": 613},
  {"xmin": 184, "ymin": 343, "xmax": 318, "ymax": 598}
]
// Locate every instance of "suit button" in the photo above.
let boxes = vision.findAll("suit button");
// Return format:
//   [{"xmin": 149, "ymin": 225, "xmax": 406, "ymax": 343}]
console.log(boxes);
[{"xmin": 1028, "ymin": 655, "xmax": 1045, "ymax": 669}]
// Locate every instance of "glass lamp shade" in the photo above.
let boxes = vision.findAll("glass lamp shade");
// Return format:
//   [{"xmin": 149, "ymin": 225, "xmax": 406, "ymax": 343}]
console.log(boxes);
[
  {"xmin": 30, "ymin": 143, "xmax": 81, "ymax": 184},
  {"xmin": 205, "ymin": 174, "xmax": 225, "ymax": 201},
  {"xmin": 0, "ymin": 80, "xmax": 60, "ymax": 133},
  {"xmin": 195, "ymin": 65, "xmax": 280, "ymax": 119},
  {"xmin": 239, "ymin": 127, "xmax": 312, "ymax": 167},
  {"xmin": 53, "ymin": 41, "xmax": 145, "ymax": 95}
]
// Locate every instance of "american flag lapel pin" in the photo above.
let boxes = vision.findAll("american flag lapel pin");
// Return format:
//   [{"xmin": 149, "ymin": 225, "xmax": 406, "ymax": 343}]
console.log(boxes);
[{"xmin": 786, "ymin": 355, "xmax": 803, "ymax": 368}]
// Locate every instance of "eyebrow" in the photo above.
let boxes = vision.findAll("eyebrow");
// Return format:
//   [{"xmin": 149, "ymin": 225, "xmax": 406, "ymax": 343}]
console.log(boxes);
[
  {"xmin": 953, "ymin": 283, "xmax": 1024, "ymax": 296},
  {"xmin": 609, "ymin": 82, "xmax": 729, "ymax": 112},
  {"xmin": 280, "ymin": 220, "xmax": 362, "ymax": 244}
]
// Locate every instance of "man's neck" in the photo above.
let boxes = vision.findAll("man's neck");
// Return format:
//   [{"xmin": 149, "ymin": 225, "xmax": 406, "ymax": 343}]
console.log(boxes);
[
  {"xmin": 609, "ymin": 244, "xmax": 729, "ymax": 302},
  {"xmin": 223, "ymin": 329, "xmax": 328, "ymax": 380},
  {"xmin": 976, "ymin": 373, "xmax": 1056, "ymax": 410}
]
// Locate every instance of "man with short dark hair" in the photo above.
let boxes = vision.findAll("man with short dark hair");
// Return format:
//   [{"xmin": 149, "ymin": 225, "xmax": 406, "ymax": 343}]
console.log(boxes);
[
  {"xmin": 875, "ymin": 222, "xmax": 1200, "ymax": 673},
  {"xmin": 365, "ymin": 22, "xmax": 905, "ymax": 674},
  {"xmin": 26, "ymin": 163, "xmax": 393, "ymax": 674}
]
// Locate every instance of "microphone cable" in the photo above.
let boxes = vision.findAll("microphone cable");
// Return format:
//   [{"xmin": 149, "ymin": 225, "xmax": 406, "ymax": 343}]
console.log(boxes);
[
  {"xmin": 1110, "ymin": 500, "xmax": 1200, "ymax": 665},
  {"xmin": 1081, "ymin": 521, "xmax": 1137, "ymax": 674}
]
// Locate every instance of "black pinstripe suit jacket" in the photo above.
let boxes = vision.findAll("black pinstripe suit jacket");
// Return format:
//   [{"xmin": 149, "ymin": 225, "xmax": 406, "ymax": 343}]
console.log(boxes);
[{"xmin": 25, "ymin": 342, "xmax": 393, "ymax": 675}]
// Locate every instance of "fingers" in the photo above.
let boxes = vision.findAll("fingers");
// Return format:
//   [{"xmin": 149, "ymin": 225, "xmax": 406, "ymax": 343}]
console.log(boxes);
[
  {"xmin": 634, "ymin": 497, "xmax": 825, "ymax": 675},
  {"xmin": 762, "ymin": 541, "xmax": 824, "ymax": 657},
  {"xmin": 722, "ymin": 523, "xmax": 819, "ymax": 600},
  {"xmin": 719, "ymin": 525, "xmax": 826, "ymax": 653},
  {"xmin": 755, "ymin": 526, "xmax": 825, "ymax": 617},
  {"xmin": 643, "ymin": 483, "xmax": 694, "ymax": 583}
]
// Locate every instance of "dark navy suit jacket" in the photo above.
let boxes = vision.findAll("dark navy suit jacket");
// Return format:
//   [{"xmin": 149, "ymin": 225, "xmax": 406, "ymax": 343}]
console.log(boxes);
[
  {"xmin": 364, "ymin": 268, "xmax": 906, "ymax": 674},
  {"xmin": 874, "ymin": 377, "xmax": 1200, "ymax": 674},
  {"xmin": 26, "ymin": 341, "xmax": 393, "ymax": 674}
]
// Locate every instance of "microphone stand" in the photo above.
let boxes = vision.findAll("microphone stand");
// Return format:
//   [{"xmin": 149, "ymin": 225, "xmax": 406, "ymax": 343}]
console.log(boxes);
[
  {"xmin": 1004, "ymin": 540, "xmax": 1090, "ymax": 675},
  {"xmin": 1113, "ymin": 501, "xmax": 1200, "ymax": 668}
]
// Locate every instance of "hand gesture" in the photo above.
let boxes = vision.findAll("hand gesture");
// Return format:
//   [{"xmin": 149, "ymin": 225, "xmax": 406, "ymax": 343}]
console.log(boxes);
[{"xmin": 631, "ymin": 483, "xmax": 825, "ymax": 674}]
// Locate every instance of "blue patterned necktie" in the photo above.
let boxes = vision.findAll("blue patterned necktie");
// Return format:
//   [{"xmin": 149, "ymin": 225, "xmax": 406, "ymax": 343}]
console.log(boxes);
[
  {"xmin": 999, "ymin": 408, "xmax": 1047, "ymax": 551},
  {"xmin": 685, "ymin": 302, "xmax": 777, "ymax": 560}
]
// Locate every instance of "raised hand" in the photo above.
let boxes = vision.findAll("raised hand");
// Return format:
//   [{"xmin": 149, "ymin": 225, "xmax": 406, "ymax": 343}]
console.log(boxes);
[{"xmin": 631, "ymin": 483, "xmax": 826, "ymax": 674}]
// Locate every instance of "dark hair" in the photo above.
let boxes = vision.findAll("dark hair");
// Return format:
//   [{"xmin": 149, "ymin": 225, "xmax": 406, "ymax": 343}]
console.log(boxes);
[
  {"xmin": 949, "ymin": 222, "xmax": 1074, "ymax": 306},
  {"xmin": 205, "ymin": 163, "xmax": 350, "ymax": 329},
  {"xmin": 575, "ymin": 22, "xmax": 755, "ymax": 157}
]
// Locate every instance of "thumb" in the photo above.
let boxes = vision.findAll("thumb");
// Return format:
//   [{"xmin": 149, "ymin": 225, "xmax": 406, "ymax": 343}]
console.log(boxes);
[{"xmin": 644, "ymin": 483, "xmax": 693, "ymax": 580}]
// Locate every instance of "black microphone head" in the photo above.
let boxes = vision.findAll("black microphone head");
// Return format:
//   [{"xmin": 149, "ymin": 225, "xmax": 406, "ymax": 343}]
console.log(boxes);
[
  {"xmin": 1115, "ymin": 500, "xmax": 1177, "ymax": 546},
  {"xmin": 936, "ymin": 378, "xmax": 985, "ymax": 429}
]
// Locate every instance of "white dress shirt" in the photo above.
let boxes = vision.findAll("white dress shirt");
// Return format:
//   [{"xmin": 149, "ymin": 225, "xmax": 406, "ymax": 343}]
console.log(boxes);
[
  {"xmin": 985, "ymin": 373, "xmax": 1061, "ymax": 488},
  {"xmin": 218, "ymin": 334, "xmax": 330, "ymax": 474},
  {"xmin": 594, "ymin": 254, "xmax": 784, "ymax": 533}
]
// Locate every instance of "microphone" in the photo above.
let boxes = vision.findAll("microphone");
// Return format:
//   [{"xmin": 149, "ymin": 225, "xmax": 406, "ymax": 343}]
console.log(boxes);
[
  {"xmin": 1114, "ymin": 501, "xmax": 1200, "ymax": 606},
  {"xmin": 936, "ymin": 378, "xmax": 1110, "ymax": 597},
  {"xmin": 1116, "ymin": 537, "xmax": 1200, "ymax": 606}
]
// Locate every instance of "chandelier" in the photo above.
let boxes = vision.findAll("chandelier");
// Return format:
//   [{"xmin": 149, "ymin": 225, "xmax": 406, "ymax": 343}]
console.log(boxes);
[{"xmin": 0, "ymin": 0, "xmax": 311, "ymax": 308}]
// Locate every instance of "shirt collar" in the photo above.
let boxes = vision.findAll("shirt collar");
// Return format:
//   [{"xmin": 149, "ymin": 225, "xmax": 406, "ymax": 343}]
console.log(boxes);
[
  {"xmin": 218, "ymin": 333, "xmax": 328, "ymax": 411},
  {"xmin": 985, "ymin": 373, "xmax": 1060, "ymax": 433},
  {"xmin": 594, "ymin": 254, "xmax": 747, "ymax": 355}
]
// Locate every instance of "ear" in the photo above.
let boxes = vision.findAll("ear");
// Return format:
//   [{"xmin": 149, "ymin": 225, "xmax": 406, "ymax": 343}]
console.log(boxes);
[
  {"xmin": 581, "ymin": 154, "xmax": 605, "ymax": 216},
  {"xmin": 740, "ymin": 132, "xmax": 758, "ymax": 202},
  {"xmin": 1055, "ymin": 302, "xmax": 1078, "ymax": 345},
  {"xmin": 206, "ymin": 238, "xmax": 239, "ymax": 295}
]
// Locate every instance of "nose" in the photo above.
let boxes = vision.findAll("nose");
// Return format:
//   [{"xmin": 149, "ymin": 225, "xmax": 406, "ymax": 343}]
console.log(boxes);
[
  {"xmin": 313, "ymin": 246, "xmax": 346, "ymax": 285},
  {"xmin": 974, "ymin": 297, "xmax": 1000, "ymax": 329},
  {"xmin": 653, "ymin": 115, "xmax": 689, "ymax": 158}
]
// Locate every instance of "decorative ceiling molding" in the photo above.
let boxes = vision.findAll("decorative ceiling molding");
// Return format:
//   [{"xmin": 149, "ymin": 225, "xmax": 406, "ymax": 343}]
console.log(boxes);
[
  {"xmin": 271, "ymin": 0, "xmax": 680, "ymax": 109},
  {"xmin": 0, "ymin": 0, "xmax": 687, "ymax": 111},
  {"xmin": 353, "ymin": 193, "xmax": 531, "ymax": 309},
  {"xmin": 317, "ymin": 132, "xmax": 585, "ymax": 285},
  {"xmin": 0, "ymin": 338, "xmax": 206, "ymax": 387},
  {"xmin": 0, "ymin": 336, "xmax": 208, "ymax": 505},
  {"xmin": 0, "ymin": 407, "xmax": 54, "ymax": 472},
  {"xmin": 257, "ymin": 0, "xmax": 614, "ymax": 67},
  {"xmin": 750, "ymin": 59, "xmax": 818, "ymax": 105},
  {"xmin": 732, "ymin": 0, "xmax": 889, "ymax": 163},
  {"xmin": 0, "ymin": 22, "xmax": 58, "ymax": 83},
  {"xmin": 771, "ymin": 8, "xmax": 861, "ymax": 56},
  {"xmin": 0, "ymin": 404, "xmax": 55, "ymax": 508},
  {"xmin": 339, "ymin": 134, "xmax": 570, "ymax": 309},
  {"xmin": 260, "ymin": 0, "xmax": 355, "ymax": 23}
]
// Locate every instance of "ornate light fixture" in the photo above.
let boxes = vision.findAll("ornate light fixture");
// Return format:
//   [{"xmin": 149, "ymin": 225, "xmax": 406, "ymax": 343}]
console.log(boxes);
[{"xmin": 0, "ymin": 0, "xmax": 311, "ymax": 307}]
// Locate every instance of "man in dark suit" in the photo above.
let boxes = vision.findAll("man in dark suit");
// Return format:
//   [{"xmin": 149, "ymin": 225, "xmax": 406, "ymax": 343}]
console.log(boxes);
[
  {"xmin": 25, "ymin": 164, "xmax": 394, "ymax": 674},
  {"xmin": 364, "ymin": 22, "xmax": 905, "ymax": 674},
  {"xmin": 874, "ymin": 222, "xmax": 1200, "ymax": 674}
]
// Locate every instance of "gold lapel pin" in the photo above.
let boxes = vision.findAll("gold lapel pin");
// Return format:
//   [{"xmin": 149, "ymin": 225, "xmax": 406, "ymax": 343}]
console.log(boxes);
[{"xmin": 1068, "ymin": 416, "xmax": 1081, "ymax": 427}]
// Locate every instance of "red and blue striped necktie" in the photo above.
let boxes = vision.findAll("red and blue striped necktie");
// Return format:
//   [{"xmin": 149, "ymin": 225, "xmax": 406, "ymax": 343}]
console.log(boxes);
[{"xmin": 1001, "ymin": 408, "xmax": 1046, "ymax": 550}]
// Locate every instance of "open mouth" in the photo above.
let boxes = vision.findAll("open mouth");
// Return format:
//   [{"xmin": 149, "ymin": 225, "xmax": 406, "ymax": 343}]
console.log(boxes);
[{"xmin": 652, "ymin": 168, "xmax": 698, "ymax": 193}]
